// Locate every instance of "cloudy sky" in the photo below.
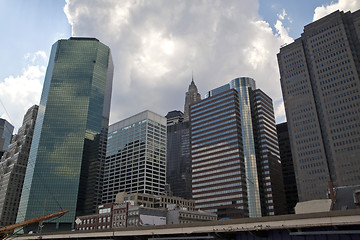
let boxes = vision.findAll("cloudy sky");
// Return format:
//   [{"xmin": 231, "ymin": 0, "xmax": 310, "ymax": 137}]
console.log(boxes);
[{"xmin": 1, "ymin": 0, "xmax": 359, "ymax": 131}]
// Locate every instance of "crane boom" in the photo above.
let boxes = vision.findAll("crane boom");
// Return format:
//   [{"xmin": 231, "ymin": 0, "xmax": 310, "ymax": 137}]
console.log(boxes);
[{"xmin": 0, "ymin": 210, "xmax": 69, "ymax": 239}]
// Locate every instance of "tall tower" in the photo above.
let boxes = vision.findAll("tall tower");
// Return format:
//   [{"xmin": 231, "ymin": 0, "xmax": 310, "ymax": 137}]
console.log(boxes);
[
  {"xmin": 165, "ymin": 111, "xmax": 191, "ymax": 199},
  {"xmin": 276, "ymin": 122, "xmax": 298, "ymax": 214},
  {"xmin": 190, "ymin": 89, "xmax": 247, "ymax": 218},
  {"xmin": 277, "ymin": 10, "xmax": 360, "ymax": 201},
  {"xmin": 0, "ymin": 105, "xmax": 38, "ymax": 227},
  {"xmin": 197, "ymin": 77, "xmax": 286, "ymax": 218},
  {"xmin": 102, "ymin": 110, "xmax": 167, "ymax": 203},
  {"xmin": 184, "ymin": 78, "xmax": 201, "ymax": 122},
  {"xmin": 16, "ymin": 37, "xmax": 113, "ymax": 232}
]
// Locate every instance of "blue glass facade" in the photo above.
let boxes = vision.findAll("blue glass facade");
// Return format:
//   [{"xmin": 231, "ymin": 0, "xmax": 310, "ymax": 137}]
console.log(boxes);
[{"xmin": 16, "ymin": 38, "xmax": 113, "ymax": 232}]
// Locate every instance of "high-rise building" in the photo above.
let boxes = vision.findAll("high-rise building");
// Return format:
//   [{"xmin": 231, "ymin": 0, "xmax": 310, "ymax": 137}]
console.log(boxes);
[
  {"xmin": 277, "ymin": 10, "xmax": 360, "ymax": 202},
  {"xmin": 184, "ymin": 79, "xmax": 201, "ymax": 122},
  {"xmin": 251, "ymin": 89, "xmax": 287, "ymax": 216},
  {"xmin": 102, "ymin": 110, "xmax": 167, "ymax": 203},
  {"xmin": 166, "ymin": 111, "xmax": 191, "ymax": 199},
  {"xmin": 0, "ymin": 118, "xmax": 14, "ymax": 158},
  {"xmin": 166, "ymin": 79, "xmax": 201, "ymax": 199},
  {"xmin": 276, "ymin": 122, "xmax": 298, "ymax": 214},
  {"xmin": 190, "ymin": 89, "xmax": 247, "ymax": 219},
  {"xmin": 192, "ymin": 77, "xmax": 286, "ymax": 218},
  {"xmin": 0, "ymin": 105, "xmax": 38, "ymax": 227},
  {"xmin": 16, "ymin": 37, "xmax": 113, "ymax": 232}
]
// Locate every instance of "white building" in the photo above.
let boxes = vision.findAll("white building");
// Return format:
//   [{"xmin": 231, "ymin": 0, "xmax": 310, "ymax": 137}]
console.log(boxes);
[{"xmin": 102, "ymin": 110, "xmax": 167, "ymax": 203}]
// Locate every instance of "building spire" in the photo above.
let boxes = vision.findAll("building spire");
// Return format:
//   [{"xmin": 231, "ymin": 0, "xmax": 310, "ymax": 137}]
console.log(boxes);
[{"xmin": 184, "ymin": 73, "xmax": 201, "ymax": 122}]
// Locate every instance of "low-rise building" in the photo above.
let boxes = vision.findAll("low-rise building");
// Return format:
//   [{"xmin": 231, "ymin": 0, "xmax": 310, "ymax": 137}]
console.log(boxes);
[
  {"xmin": 76, "ymin": 192, "xmax": 215, "ymax": 231},
  {"xmin": 127, "ymin": 206, "xmax": 167, "ymax": 227},
  {"xmin": 116, "ymin": 192, "xmax": 195, "ymax": 211},
  {"xmin": 167, "ymin": 207, "xmax": 217, "ymax": 224},
  {"xmin": 75, "ymin": 203, "xmax": 117, "ymax": 231}
]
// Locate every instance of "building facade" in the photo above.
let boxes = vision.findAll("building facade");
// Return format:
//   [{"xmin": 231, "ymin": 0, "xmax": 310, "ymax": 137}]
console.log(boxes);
[
  {"xmin": 276, "ymin": 122, "xmax": 298, "ymax": 214},
  {"xmin": 115, "ymin": 192, "xmax": 195, "ymax": 211},
  {"xmin": 0, "ymin": 118, "xmax": 14, "ymax": 158},
  {"xmin": 102, "ymin": 111, "xmax": 167, "ymax": 203},
  {"xmin": 75, "ymin": 203, "xmax": 116, "ymax": 231},
  {"xmin": 16, "ymin": 37, "xmax": 113, "ymax": 232},
  {"xmin": 277, "ymin": 10, "xmax": 360, "ymax": 201},
  {"xmin": 165, "ymin": 111, "xmax": 191, "ymax": 199},
  {"xmin": 165, "ymin": 80, "xmax": 201, "ymax": 200},
  {"xmin": 167, "ymin": 208, "xmax": 217, "ymax": 224},
  {"xmin": 184, "ymin": 79, "xmax": 201, "ymax": 122},
  {"xmin": 190, "ymin": 89, "xmax": 248, "ymax": 219},
  {"xmin": 251, "ymin": 90, "xmax": 287, "ymax": 216},
  {"xmin": 192, "ymin": 77, "xmax": 286, "ymax": 218},
  {"xmin": 0, "ymin": 105, "xmax": 38, "ymax": 227}
]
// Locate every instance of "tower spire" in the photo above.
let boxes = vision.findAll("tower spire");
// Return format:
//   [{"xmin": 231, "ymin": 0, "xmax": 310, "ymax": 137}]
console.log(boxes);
[{"xmin": 184, "ymin": 73, "xmax": 201, "ymax": 122}]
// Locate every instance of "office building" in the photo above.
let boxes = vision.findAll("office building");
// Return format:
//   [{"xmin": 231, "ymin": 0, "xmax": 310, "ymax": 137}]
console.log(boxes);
[
  {"xmin": 115, "ymin": 192, "xmax": 195, "ymax": 211},
  {"xmin": 251, "ymin": 90, "xmax": 287, "ymax": 216},
  {"xmin": 102, "ymin": 111, "xmax": 167, "ymax": 203},
  {"xmin": 75, "ymin": 203, "xmax": 116, "ymax": 231},
  {"xmin": 277, "ymin": 10, "xmax": 360, "ymax": 201},
  {"xmin": 165, "ymin": 80, "xmax": 201, "ymax": 200},
  {"xmin": 165, "ymin": 111, "xmax": 191, "ymax": 199},
  {"xmin": 184, "ymin": 79, "xmax": 201, "ymax": 121},
  {"xmin": 167, "ymin": 208, "xmax": 217, "ymax": 224},
  {"xmin": 165, "ymin": 110, "xmax": 184, "ymax": 126},
  {"xmin": 0, "ymin": 105, "xmax": 38, "ymax": 227},
  {"xmin": 191, "ymin": 89, "xmax": 248, "ymax": 218},
  {"xmin": 16, "ymin": 37, "xmax": 113, "ymax": 232},
  {"xmin": 0, "ymin": 118, "xmax": 14, "ymax": 158},
  {"xmin": 191, "ymin": 77, "xmax": 285, "ymax": 218},
  {"xmin": 276, "ymin": 122, "xmax": 298, "ymax": 214}
]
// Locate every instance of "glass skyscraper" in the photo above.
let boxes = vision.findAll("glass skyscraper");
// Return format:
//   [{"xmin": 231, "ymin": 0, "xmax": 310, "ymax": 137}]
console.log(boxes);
[
  {"xmin": 16, "ymin": 37, "xmax": 113, "ymax": 232},
  {"xmin": 102, "ymin": 110, "xmax": 167, "ymax": 203},
  {"xmin": 193, "ymin": 77, "xmax": 286, "ymax": 218},
  {"xmin": 191, "ymin": 89, "xmax": 247, "ymax": 218},
  {"xmin": 206, "ymin": 77, "xmax": 262, "ymax": 217}
]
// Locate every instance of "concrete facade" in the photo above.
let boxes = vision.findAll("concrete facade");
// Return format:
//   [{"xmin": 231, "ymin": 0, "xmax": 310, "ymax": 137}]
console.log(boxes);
[{"xmin": 277, "ymin": 10, "xmax": 360, "ymax": 201}]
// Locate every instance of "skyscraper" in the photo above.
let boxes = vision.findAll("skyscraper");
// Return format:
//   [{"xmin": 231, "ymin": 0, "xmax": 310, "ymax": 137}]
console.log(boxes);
[
  {"xmin": 166, "ymin": 79, "xmax": 201, "ymax": 199},
  {"xmin": 0, "ymin": 118, "xmax": 14, "ymax": 158},
  {"xmin": 184, "ymin": 79, "xmax": 201, "ymax": 122},
  {"xmin": 102, "ymin": 110, "xmax": 167, "ymax": 203},
  {"xmin": 0, "ymin": 105, "xmax": 38, "ymax": 227},
  {"xmin": 277, "ymin": 10, "xmax": 360, "ymax": 201},
  {"xmin": 16, "ymin": 37, "xmax": 113, "ymax": 232},
  {"xmin": 191, "ymin": 89, "xmax": 247, "ymax": 218},
  {"xmin": 166, "ymin": 110, "xmax": 191, "ymax": 199},
  {"xmin": 276, "ymin": 122, "xmax": 298, "ymax": 214},
  {"xmin": 251, "ymin": 89, "xmax": 287, "ymax": 216},
  {"xmin": 193, "ymin": 77, "xmax": 285, "ymax": 218}
]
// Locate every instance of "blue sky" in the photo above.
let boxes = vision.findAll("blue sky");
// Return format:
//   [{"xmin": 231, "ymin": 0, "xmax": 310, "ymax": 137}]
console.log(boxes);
[{"xmin": 0, "ymin": 0, "xmax": 358, "ymax": 130}]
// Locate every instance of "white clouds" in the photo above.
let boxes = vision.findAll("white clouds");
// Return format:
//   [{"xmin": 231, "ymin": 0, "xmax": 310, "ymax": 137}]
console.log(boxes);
[
  {"xmin": 63, "ymin": 0, "xmax": 290, "ymax": 124},
  {"xmin": 274, "ymin": 100, "xmax": 286, "ymax": 123},
  {"xmin": 277, "ymin": 9, "xmax": 287, "ymax": 20},
  {"xmin": 274, "ymin": 20, "xmax": 294, "ymax": 45},
  {"xmin": 313, "ymin": 0, "xmax": 360, "ymax": 21},
  {"xmin": 0, "ymin": 52, "xmax": 47, "ymax": 129}
]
